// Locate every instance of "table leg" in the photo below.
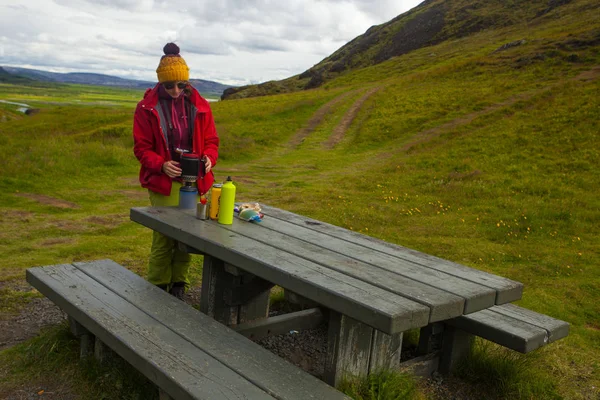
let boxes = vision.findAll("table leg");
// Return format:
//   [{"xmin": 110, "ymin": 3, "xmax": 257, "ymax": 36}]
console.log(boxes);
[
  {"xmin": 324, "ymin": 311, "xmax": 403, "ymax": 387},
  {"xmin": 438, "ymin": 325, "xmax": 473, "ymax": 374},
  {"xmin": 370, "ymin": 329, "xmax": 403, "ymax": 372},
  {"xmin": 200, "ymin": 255, "xmax": 239, "ymax": 324},
  {"xmin": 236, "ymin": 270, "xmax": 271, "ymax": 323},
  {"xmin": 200, "ymin": 255, "xmax": 271, "ymax": 326},
  {"xmin": 417, "ymin": 322, "xmax": 445, "ymax": 355}
]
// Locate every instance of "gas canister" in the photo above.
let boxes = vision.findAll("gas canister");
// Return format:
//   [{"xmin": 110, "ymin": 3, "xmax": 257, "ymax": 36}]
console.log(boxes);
[{"xmin": 209, "ymin": 183, "xmax": 222, "ymax": 220}]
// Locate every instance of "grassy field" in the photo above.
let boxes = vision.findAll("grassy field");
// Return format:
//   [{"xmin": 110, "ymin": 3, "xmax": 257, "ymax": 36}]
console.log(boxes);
[{"xmin": 1, "ymin": 1, "xmax": 599, "ymax": 398}]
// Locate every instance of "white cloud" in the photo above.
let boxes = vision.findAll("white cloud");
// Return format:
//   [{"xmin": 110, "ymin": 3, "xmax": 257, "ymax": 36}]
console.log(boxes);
[{"xmin": 0, "ymin": 0, "xmax": 423, "ymax": 86}]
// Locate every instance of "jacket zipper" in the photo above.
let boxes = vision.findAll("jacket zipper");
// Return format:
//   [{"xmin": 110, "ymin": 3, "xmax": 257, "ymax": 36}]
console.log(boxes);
[{"xmin": 143, "ymin": 104, "xmax": 171, "ymax": 160}]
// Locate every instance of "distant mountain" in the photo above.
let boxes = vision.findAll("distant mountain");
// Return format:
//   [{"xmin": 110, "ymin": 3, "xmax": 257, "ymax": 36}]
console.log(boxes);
[
  {"xmin": 222, "ymin": 0, "xmax": 577, "ymax": 100},
  {"xmin": 188, "ymin": 78, "xmax": 235, "ymax": 98},
  {"xmin": 0, "ymin": 66, "xmax": 36, "ymax": 84},
  {"xmin": 1, "ymin": 67, "xmax": 234, "ymax": 97}
]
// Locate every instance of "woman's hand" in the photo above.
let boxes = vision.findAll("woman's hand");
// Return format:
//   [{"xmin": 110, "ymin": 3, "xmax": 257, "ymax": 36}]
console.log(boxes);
[
  {"xmin": 162, "ymin": 161, "xmax": 182, "ymax": 178},
  {"xmin": 203, "ymin": 157, "xmax": 212, "ymax": 173}
]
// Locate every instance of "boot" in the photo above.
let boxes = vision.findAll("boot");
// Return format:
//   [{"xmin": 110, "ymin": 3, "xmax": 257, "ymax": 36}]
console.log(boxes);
[
  {"xmin": 169, "ymin": 282, "xmax": 185, "ymax": 300},
  {"xmin": 156, "ymin": 284, "xmax": 168, "ymax": 291}
]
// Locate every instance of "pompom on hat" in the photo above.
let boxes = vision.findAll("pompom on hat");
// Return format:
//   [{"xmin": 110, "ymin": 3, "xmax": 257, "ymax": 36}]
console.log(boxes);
[{"xmin": 156, "ymin": 43, "xmax": 189, "ymax": 83}]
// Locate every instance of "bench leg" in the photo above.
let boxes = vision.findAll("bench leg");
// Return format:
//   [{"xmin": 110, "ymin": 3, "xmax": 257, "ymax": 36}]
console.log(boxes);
[
  {"xmin": 69, "ymin": 316, "xmax": 87, "ymax": 337},
  {"xmin": 69, "ymin": 316, "xmax": 95, "ymax": 359},
  {"xmin": 80, "ymin": 334, "xmax": 95, "ymax": 359},
  {"xmin": 438, "ymin": 325, "xmax": 474, "ymax": 374},
  {"xmin": 200, "ymin": 255, "xmax": 271, "ymax": 326},
  {"xmin": 324, "ymin": 311, "xmax": 403, "ymax": 387},
  {"xmin": 94, "ymin": 336, "xmax": 115, "ymax": 365}
]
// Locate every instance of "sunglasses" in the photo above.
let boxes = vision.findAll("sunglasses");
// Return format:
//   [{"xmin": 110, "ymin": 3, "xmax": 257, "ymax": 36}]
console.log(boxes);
[{"xmin": 162, "ymin": 81, "xmax": 188, "ymax": 90}]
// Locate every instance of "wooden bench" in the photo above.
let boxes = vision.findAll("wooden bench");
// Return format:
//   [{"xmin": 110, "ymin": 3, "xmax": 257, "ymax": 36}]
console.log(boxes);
[
  {"xmin": 415, "ymin": 303, "xmax": 570, "ymax": 374},
  {"xmin": 448, "ymin": 303, "xmax": 569, "ymax": 353},
  {"xmin": 26, "ymin": 259, "xmax": 350, "ymax": 400}
]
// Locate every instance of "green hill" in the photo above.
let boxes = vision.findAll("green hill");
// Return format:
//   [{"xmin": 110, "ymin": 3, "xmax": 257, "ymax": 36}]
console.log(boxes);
[
  {"xmin": 222, "ymin": 0, "xmax": 595, "ymax": 100},
  {"xmin": 215, "ymin": 0, "xmax": 599, "ymax": 158}
]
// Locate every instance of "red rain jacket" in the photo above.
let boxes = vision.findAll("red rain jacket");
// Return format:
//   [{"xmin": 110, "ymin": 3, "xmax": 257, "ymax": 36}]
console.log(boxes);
[{"xmin": 133, "ymin": 84, "xmax": 219, "ymax": 196}]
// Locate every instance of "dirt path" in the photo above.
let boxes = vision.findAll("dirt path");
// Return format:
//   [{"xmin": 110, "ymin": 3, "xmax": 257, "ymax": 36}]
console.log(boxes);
[
  {"xmin": 287, "ymin": 90, "xmax": 357, "ymax": 147},
  {"xmin": 13, "ymin": 193, "xmax": 79, "ymax": 209},
  {"xmin": 324, "ymin": 86, "xmax": 382, "ymax": 149}
]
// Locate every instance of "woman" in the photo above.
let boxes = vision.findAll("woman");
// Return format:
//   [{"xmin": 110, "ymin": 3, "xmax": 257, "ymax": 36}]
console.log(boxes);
[{"xmin": 133, "ymin": 43, "xmax": 219, "ymax": 299}]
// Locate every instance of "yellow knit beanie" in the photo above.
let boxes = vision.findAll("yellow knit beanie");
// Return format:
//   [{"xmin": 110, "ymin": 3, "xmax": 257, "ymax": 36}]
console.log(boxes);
[{"xmin": 156, "ymin": 43, "xmax": 189, "ymax": 82}]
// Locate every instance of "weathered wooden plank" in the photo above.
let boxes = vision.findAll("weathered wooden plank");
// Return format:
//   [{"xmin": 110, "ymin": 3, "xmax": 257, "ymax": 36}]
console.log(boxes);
[
  {"xmin": 488, "ymin": 303, "xmax": 569, "ymax": 342},
  {"xmin": 325, "ymin": 311, "xmax": 373, "ymax": 387},
  {"xmin": 260, "ymin": 205, "xmax": 523, "ymax": 304},
  {"xmin": 75, "ymin": 260, "xmax": 350, "ymax": 400},
  {"xmin": 447, "ymin": 308, "xmax": 549, "ymax": 353},
  {"xmin": 219, "ymin": 218, "xmax": 467, "ymax": 322},
  {"xmin": 244, "ymin": 215, "xmax": 495, "ymax": 315},
  {"xmin": 26, "ymin": 264, "xmax": 275, "ymax": 400},
  {"xmin": 131, "ymin": 207, "xmax": 430, "ymax": 334},
  {"xmin": 234, "ymin": 308, "xmax": 325, "ymax": 341}
]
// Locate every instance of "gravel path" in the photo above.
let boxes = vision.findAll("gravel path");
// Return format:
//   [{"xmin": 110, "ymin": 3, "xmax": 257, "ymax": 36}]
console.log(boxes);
[{"xmin": 0, "ymin": 281, "xmax": 67, "ymax": 351}]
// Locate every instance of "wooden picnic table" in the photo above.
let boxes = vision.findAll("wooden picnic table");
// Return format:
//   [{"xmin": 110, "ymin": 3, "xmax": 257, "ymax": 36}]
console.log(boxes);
[{"xmin": 130, "ymin": 204, "xmax": 524, "ymax": 385}]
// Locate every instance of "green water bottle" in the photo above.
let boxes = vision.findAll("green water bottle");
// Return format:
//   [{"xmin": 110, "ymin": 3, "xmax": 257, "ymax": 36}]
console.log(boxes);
[{"xmin": 218, "ymin": 176, "xmax": 236, "ymax": 225}]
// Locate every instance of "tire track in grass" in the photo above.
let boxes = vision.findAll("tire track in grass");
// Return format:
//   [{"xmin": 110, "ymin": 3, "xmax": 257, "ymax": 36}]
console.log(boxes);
[
  {"xmin": 223, "ymin": 66, "xmax": 600, "ymax": 191},
  {"xmin": 324, "ymin": 86, "xmax": 382, "ymax": 149},
  {"xmin": 287, "ymin": 90, "xmax": 357, "ymax": 148},
  {"xmin": 308, "ymin": 65, "xmax": 600, "ymax": 182}
]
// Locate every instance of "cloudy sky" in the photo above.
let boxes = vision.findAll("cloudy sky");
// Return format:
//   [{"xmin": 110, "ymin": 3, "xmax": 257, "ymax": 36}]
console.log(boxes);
[{"xmin": 0, "ymin": 0, "xmax": 423, "ymax": 86}]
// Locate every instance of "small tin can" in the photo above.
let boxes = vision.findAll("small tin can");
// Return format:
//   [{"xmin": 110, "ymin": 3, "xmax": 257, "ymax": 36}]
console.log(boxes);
[
  {"xmin": 196, "ymin": 202, "xmax": 208, "ymax": 220},
  {"xmin": 209, "ymin": 183, "xmax": 222, "ymax": 220}
]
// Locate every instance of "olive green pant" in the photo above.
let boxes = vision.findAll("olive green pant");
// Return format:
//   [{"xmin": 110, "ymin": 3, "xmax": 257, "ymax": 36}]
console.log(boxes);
[{"xmin": 147, "ymin": 182, "xmax": 191, "ymax": 290}]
